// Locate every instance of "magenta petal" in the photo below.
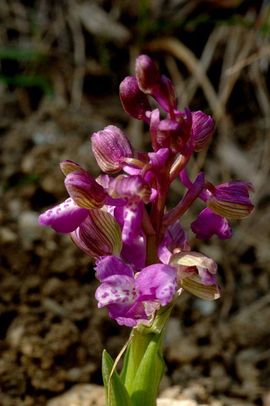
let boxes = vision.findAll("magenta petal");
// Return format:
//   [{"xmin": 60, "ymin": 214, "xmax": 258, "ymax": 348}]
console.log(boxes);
[
  {"xmin": 148, "ymin": 148, "xmax": 170, "ymax": 169},
  {"xmin": 206, "ymin": 180, "xmax": 254, "ymax": 219},
  {"xmin": 158, "ymin": 221, "xmax": 189, "ymax": 264},
  {"xmin": 191, "ymin": 208, "xmax": 232, "ymax": 240},
  {"xmin": 149, "ymin": 108, "xmax": 160, "ymax": 151},
  {"xmin": 155, "ymin": 74, "xmax": 177, "ymax": 113},
  {"xmin": 191, "ymin": 110, "xmax": 215, "ymax": 151},
  {"xmin": 135, "ymin": 264, "xmax": 177, "ymax": 306},
  {"xmin": 121, "ymin": 233, "xmax": 146, "ymax": 269},
  {"xmin": 65, "ymin": 170, "xmax": 107, "ymax": 209},
  {"xmin": 107, "ymin": 302, "xmax": 147, "ymax": 327},
  {"xmin": 135, "ymin": 55, "xmax": 176, "ymax": 112},
  {"xmin": 214, "ymin": 181, "xmax": 254, "ymax": 204},
  {"xmin": 114, "ymin": 202, "xmax": 144, "ymax": 245},
  {"xmin": 121, "ymin": 202, "xmax": 143, "ymax": 244},
  {"xmin": 109, "ymin": 175, "xmax": 151, "ymax": 203},
  {"xmin": 136, "ymin": 55, "xmax": 160, "ymax": 94},
  {"xmin": 197, "ymin": 267, "xmax": 217, "ymax": 285},
  {"xmin": 38, "ymin": 198, "xmax": 88, "ymax": 233},
  {"xmin": 95, "ymin": 255, "xmax": 134, "ymax": 281},
  {"xmin": 95, "ymin": 274, "xmax": 136, "ymax": 307}
]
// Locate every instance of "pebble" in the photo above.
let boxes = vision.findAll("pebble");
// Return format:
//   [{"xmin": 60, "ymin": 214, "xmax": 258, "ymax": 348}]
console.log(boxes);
[
  {"xmin": 47, "ymin": 384, "xmax": 105, "ymax": 406},
  {"xmin": 0, "ymin": 227, "xmax": 17, "ymax": 243},
  {"xmin": 18, "ymin": 211, "xmax": 41, "ymax": 247}
]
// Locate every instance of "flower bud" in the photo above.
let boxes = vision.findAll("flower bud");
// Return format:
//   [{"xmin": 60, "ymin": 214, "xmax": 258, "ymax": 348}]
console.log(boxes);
[
  {"xmin": 119, "ymin": 76, "xmax": 151, "ymax": 121},
  {"xmin": 65, "ymin": 171, "xmax": 107, "ymax": 209},
  {"xmin": 71, "ymin": 209, "xmax": 122, "ymax": 259},
  {"xmin": 136, "ymin": 55, "xmax": 177, "ymax": 113},
  {"xmin": 191, "ymin": 111, "xmax": 215, "ymax": 151},
  {"xmin": 91, "ymin": 125, "xmax": 132, "ymax": 173},
  {"xmin": 170, "ymin": 251, "xmax": 220, "ymax": 300},
  {"xmin": 135, "ymin": 54, "xmax": 160, "ymax": 93}
]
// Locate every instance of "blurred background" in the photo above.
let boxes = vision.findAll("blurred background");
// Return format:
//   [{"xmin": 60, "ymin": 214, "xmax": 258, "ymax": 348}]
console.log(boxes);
[{"xmin": 0, "ymin": 1, "xmax": 270, "ymax": 405}]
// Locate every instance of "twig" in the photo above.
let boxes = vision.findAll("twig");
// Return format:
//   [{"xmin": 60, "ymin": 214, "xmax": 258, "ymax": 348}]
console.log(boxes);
[
  {"xmin": 219, "ymin": 28, "xmax": 255, "ymax": 108},
  {"xmin": 226, "ymin": 45, "xmax": 270, "ymax": 75},
  {"xmin": 184, "ymin": 25, "xmax": 228, "ymax": 105},
  {"xmin": 68, "ymin": 2, "xmax": 86, "ymax": 108}
]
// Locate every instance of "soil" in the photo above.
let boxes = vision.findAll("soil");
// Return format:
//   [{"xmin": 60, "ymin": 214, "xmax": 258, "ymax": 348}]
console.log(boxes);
[{"xmin": 0, "ymin": 1, "xmax": 270, "ymax": 405}]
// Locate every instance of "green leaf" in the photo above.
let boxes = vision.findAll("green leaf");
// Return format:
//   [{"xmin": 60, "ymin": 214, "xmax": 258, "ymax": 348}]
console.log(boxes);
[
  {"xmin": 102, "ymin": 350, "xmax": 132, "ymax": 406},
  {"xmin": 119, "ymin": 343, "xmax": 131, "ymax": 385},
  {"xmin": 130, "ymin": 333, "xmax": 165, "ymax": 406}
]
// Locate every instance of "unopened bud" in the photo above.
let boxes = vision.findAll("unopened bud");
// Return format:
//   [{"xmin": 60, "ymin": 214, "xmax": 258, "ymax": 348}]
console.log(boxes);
[
  {"xmin": 136, "ymin": 55, "xmax": 177, "ymax": 113},
  {"xmin": 119, "ymin": 76, "xmax": 151, "ymax": 121},
  {"xmin": 135, "ymin": 54, "xmax": 160, "ymax": 93}
]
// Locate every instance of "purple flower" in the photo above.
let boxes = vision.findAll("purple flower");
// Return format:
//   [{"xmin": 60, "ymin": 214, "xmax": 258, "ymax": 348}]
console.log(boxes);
[
  {"xmin": 149, "ymin": 107, "xmax": 192, "ymax": 153},
  {"xmin": 108, "ymin": 175, "xmax": 151, "ymax": 251},
  {"xmin": 191, "ymin": 111, "xmax": 215, "ymax": 151},
  {"xmin": 39, "ymin": 198, "xmax": 88, "ymax": 233},
  {"xmin": 180, "ymin": 170, "xmax": 254, "ymax": 239},
  {"xmin": 39, "ymin": 167, "xmax": 109, "ymax": 234},
  {"xmin": 206, "ymin": 181, "xmax": 254, "ymax": 219},
  {"xmin": 135, "ymin": 55, "xmax": 161, "ymax": 94},
  {"xmin": 108, "ymin": 175, "xmax": 151, "ymax": 203},
  {"xmin": 95, "ymin": 256, "xmax": 177, "ymax": 327},
  {"xmin": 65, "ymin": 170, "xmax": 107, "ymax": 209},
  {"xmin": 170, "ymin": 251, "xmax": 220, "ymax": 300},
  {"xmin": 191, "ymin": 208, "xmax": 232, "ymax": 240},
  {"xmin": 91, "ymin": 125, "xmax": 132, "ymax": 173},
  {"xmin": 38, "ymin": 54, "xmax": 254, "ymax": 328},
  {"xmin": 71, "ymin": 209, "xmax": 122, "ymax": 259}
]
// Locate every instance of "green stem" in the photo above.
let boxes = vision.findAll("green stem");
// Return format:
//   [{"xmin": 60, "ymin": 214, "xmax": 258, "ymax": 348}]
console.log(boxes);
[
  {"xmin": 120, "ymin": 303, "xmax": 174, "ymax": 406},
  {"xmin": 121, "ymin": 329, "xmax": 155, "ymax": 392}
]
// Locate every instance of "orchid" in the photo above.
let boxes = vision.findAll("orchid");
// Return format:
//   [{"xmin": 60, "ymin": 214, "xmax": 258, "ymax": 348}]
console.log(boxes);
[{"xmin": 39, "ymin": 54, "xmax": 254, "ymax": 406}]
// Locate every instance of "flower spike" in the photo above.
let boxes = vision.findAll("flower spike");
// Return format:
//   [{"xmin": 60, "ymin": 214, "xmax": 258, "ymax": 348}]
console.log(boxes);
[{"xmin": 39, "ymin": 54, "xmax": 254, "ymax": 333}]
